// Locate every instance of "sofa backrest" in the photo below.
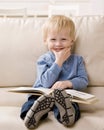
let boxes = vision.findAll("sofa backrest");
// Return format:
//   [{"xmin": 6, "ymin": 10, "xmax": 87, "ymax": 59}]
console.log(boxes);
[
  {"xmin": 0, "ymin": 16, "xmax": 104, "ymax": 87},
  {"xmin": 72, "ymin": 16, "xmax": 104, "ymax": 86},
  {"xmin": 0, "ymin": 17, "xmax": 47, "ymax": 86}
]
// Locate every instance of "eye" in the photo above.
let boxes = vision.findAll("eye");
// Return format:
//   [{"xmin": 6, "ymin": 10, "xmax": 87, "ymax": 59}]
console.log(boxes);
[
  {"xmin": 61, "ymin": 38, "xmax": 67, "ymax": 41},
  {"xmin": 50, "ymin": 38, "xmax": 56, "ymax": 41}
]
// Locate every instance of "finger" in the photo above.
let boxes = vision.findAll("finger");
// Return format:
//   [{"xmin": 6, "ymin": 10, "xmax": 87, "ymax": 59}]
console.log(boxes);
[
  {"xmin": 52, "ymin": 83, "xmax": 58, "ymax": 89},
  {"xmin": 52, "ymin": 82, "xmax": 61, "ymax": 89}
]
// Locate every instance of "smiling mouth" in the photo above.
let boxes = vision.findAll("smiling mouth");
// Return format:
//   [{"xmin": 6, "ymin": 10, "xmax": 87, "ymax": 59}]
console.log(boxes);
[{"xmin": 54, "ymin": 48, "xmax": 64, "ymax": 52}]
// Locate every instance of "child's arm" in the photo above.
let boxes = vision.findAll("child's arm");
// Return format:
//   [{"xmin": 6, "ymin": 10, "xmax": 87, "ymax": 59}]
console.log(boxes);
[
  {"xmin": 70, "ymin": 56, "xmax": 89, "ymax": 90},
  {"xmin": 52, "ymin": 56, "xmax": 89, "ymax": 90},
  {"xmin": 34, "ymin": 47, "xmax": 71, "ymax": 89},
  {"xmin": 34, "ymin": 53, "xmax": 62, "ymax": 88},
  {"xmin": 51, "ymin": 80, "xmax": 73, "ymax": 90}
]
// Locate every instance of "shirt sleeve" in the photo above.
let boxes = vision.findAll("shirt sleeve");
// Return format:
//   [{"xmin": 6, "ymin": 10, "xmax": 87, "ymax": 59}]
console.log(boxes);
[
  {"xmin": 34, "ymin": 55, "xmax": 62, "ymax": 88},
  {"xmin": 70, "ymin": 56, "xmax": 89, "ymax": 90}
]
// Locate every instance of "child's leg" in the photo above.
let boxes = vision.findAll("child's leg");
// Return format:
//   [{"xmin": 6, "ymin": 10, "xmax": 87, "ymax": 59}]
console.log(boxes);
[
  {"xmin": 72, "ymin": 102, "xmax": 80, "ymax": 122},
  {"xmin": 53, "ymin": 103, "xmax": 80, "ymax": 123},
  {"xmin": 53, "ymin": 89, "xmax": 78, "ymax": 126},
  {"xmin": 20, "ymin": 95, "xmax": 39, "ymax": 120},
  {"xmin": 24, "ymin": 94, "xmax": 54, "ymax": 129}
]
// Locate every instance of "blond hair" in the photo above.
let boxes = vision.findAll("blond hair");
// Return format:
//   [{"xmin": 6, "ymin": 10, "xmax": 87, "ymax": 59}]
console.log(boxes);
[{"xmin": 42, "ymin": 15, "xmax": 75, "ymax": 42}]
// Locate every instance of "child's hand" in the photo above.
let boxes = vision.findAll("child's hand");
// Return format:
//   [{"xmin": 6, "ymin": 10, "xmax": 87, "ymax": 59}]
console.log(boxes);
[
  {"xmin": 52, "ymin": 47, "xmax": 71, "ymax": 67},
  {"xmin": 51, "ymin": 80, "xmax": 73, "ymax": 90}
]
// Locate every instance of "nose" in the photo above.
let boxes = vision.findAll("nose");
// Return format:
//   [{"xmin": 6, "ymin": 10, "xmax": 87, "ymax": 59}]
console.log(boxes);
[{"xmin": 55, "ymin": 40, "xmax": 61, "ymax": 46}]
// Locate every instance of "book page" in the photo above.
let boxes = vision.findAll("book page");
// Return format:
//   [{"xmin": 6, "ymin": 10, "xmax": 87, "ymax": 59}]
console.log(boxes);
[
  {"xmin": 65, "ymin": 89, "xmax": 95, "ymax": 100},
  {"xmin": 8, "ymin": 87, "xmax": 53, "ymax": 95}
]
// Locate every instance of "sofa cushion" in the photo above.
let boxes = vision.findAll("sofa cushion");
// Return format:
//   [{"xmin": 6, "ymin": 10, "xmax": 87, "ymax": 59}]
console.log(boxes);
[
  {"xmin": 0, "ymin": 107, "xmax": 26, "ymax": 130},
  {"xmin": 79, "ymin": 86, "xmax": 104, "ymax": 111},
  {"xmin": 0, "ymin": 106, "xmax": 104, "ymax": 130},
  {"xmin": 0, "ymin": 17, "xmax": 47, "ymax": 86},
  {"xmin": 0, "ymin": 16, "xmax": 104, "ymax": 86},
  {"xmin": 0, "ymin": 87, "xmax": 27, "ymax": 107},
  {"xmin": 72, "ymin": 16, "xmax": 104, "ymax": 86}
]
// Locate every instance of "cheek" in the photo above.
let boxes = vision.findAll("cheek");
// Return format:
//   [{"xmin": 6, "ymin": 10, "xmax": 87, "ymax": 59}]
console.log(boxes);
[
  {"xmin": 47, "ymin": 43, "xmax": 53, "ymax": 50},
  {"xmin": 65, "ymin": 41, "xmax": 73, "ymax": 47}
]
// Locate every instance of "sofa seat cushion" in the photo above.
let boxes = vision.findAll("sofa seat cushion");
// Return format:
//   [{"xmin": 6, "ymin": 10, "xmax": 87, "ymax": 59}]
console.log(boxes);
[
  {"xmin": 79, "ymin": 86, "xmax": 104, "ymax": 111},
  {"xmin": 0, "ymin": 106, "xmax": 26, "ymax": 130},
  {"xmin": 0, "ymin": 86, "xmax": 104, "ymax": 130},
  {"xmin": 0, "ymin": 87, "xmax": 27, "ymax": 107},
  {"xmin": 0, "ymin": 106, "xmax": 104, "ymax": 130}
]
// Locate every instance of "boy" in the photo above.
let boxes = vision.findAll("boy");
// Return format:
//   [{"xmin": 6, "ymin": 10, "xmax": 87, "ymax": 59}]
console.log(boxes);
[{"xmin": 20, "ymin": 15, "xmax": 88, "ymax": 129}]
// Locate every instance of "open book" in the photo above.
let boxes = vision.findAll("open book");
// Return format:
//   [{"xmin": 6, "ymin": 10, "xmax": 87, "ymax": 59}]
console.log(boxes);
[{"xmin": 8, "ymin": 87, "xmax": 98, "ymax": 104}]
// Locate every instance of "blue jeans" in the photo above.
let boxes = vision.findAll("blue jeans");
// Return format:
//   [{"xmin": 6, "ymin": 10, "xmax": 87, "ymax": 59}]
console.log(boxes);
[{"xmin": 20, "ymin": 95, "xmax": 80, "ymax": 122}]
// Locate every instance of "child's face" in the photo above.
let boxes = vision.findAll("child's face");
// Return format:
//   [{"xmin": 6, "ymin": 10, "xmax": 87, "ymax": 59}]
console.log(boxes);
[{"xmin": 46, "ymin": 28, "xmax": 73, "ymax": 52}]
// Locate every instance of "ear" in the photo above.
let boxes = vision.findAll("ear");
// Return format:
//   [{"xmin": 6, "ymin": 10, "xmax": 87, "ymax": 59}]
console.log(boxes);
[{"xmin": 70, "ymin": 40, "xmax": 74, "ymax": 46}]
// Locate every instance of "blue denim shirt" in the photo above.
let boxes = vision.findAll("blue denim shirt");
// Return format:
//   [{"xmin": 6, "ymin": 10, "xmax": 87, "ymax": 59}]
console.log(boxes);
[{"xmin": 33, "ymin": 51, "xmax": 89, "ymax": 90}]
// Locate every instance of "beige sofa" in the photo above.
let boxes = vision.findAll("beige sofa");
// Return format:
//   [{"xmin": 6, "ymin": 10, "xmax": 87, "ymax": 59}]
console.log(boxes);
[{"xmin": 0, "ymin": 15, "xmax": 104, "ymax": 130}]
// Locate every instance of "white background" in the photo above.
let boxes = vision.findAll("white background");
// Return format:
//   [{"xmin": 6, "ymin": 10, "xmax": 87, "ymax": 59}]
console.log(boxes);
[{"xmin": 0, "ymin": 0, "xmax": 104, "ymax": 16}]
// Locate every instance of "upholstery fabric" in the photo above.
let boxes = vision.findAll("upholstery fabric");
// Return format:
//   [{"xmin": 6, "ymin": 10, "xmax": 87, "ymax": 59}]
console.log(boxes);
[
  {"xmin": 0, "ymin": 16, "xmax": 104, "ymax": 130},
  {"xmin": 0, "ymin": 16, "xmax": 104, "ymax": 86}
]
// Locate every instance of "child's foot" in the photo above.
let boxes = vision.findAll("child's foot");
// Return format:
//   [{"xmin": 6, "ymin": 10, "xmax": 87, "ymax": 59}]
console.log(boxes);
[
  {"xmin": 24, "ymin": 94, "xmax": 54, "ymax": 129},
  {"xmin": 53, "ymin": 89, "xmax": 75, "ymax": 126}
]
